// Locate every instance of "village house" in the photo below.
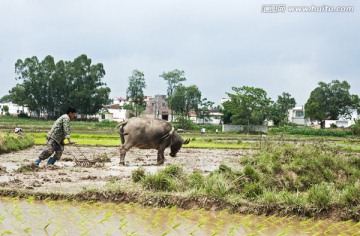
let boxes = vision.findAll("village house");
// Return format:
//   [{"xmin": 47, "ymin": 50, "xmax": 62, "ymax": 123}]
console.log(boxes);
[{"xmin": 0, "ymin": 102, "xmax": 29, "ymax": 116}]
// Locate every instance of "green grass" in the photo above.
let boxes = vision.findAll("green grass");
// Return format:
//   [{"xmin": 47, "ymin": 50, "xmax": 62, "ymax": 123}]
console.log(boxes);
[
  {"xmin": 0, "ymin": 133, "xmax": 34, "ymax": 153},
  {"xmin": 129, "ymin": 141, "xmax": 360, "ymax": 219},
  {"xmin": 32, "ymin": 133, "xmax": 121, "ymax": 146}
]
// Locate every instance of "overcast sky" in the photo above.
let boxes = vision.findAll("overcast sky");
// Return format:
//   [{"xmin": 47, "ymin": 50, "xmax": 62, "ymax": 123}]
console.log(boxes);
[{"xmin": 1, "ymin": 0, "xmax": 359, "ymax": 106}]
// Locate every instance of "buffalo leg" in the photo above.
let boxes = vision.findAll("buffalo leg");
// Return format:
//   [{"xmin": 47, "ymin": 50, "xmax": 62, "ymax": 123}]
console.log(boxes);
[
  {"xmin": 157, "ymin": 149, "xmax": 165, "ymax": 165},
  {"xmin": 119, "ymin": 145, "xmax": 128, "ymax": 166}
]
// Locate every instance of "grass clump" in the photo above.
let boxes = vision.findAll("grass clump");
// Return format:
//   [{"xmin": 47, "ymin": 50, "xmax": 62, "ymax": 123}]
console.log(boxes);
[
  {"xmin": 15, "ymin": 163, "xmax": 39, "ymax": 173},
  {"xmin": 92, "ymin": 153, "xmax": 111, "ymax": 163},
  {"xmin": 140, "ymin": 165, "xmax": 185, "ymax": 192},
  {"xmin": 307, "ymin": 183, "xmax": 334, "ymax": 209},
  {"xmin": 131, "ymin": 167, "xmax": 146, "ymax": 183}
]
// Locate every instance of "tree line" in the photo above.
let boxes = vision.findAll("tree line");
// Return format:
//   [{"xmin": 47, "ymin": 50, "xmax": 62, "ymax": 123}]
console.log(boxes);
[
  {"xmin": 4, "ymin": 54, "xmax": 110, "ymax": 118},
  {"xmin": 1, "ymin": 55, "xmax": 359, "ymax": 127},
  {"xmin": 124, "ymin": 69, "xmax": 213, "ymax": 126},
  {"xmin": 222, "ymin": 80, "xmax": 360, "ymax": 126}
]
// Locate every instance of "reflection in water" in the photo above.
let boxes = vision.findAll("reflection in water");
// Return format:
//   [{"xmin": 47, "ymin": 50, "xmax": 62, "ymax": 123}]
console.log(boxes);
[{"xmin": 0, "ymin": 197, "xmax": 358, "ymax": 235}]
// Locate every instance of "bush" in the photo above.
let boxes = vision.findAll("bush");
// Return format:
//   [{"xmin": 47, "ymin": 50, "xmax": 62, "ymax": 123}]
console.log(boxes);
[
  {"xmin": 18, "ymin": 112, "xmax": 30, "ymax": 118},
  {"xmin": 351, "ymin": 119, "xmax": 360, "ymax": 135}
]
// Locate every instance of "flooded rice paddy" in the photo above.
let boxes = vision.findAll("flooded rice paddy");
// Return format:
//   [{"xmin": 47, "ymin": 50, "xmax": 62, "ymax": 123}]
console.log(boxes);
[{"xmin": 0, "ymin": 197, "xmax": 359, "ymax": 236}]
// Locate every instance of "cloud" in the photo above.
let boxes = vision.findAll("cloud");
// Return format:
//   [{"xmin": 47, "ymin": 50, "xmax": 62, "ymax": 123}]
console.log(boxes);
[{"xmin": 1, "ymin": 0, "xmax": 359, "ymax": 107}]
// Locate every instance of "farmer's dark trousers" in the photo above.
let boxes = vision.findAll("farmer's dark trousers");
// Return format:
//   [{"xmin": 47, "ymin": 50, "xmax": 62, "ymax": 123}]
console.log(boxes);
[{"xmin": 38, "ymin": 138, "xmax": 64, "ymax": 161}]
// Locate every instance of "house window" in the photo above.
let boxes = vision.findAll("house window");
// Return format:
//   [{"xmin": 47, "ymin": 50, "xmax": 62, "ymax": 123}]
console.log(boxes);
[{"xmin": 295, "ymin": 111, "xmax": 304, "ymax": 117}]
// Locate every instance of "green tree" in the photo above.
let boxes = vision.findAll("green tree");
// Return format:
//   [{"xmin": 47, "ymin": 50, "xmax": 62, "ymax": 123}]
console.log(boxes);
[
  {"xmin": 270, "ymin": 92, "xmax": 296, "ymax": 126},
  {"xmin": 14, "ymin": 56, "xmax": 46, "ymax": 117},
  {"xmin": 304, "ymin": 80, "xmax": 359, "ymax": 127},
  {"xmin": 159, "ymin": 69, "xmax": 186, "ymax": 121},
  {"xmin": 198, "ymin": 98, "xmax": 215, "ymax": 124},
  {"xmin": 223, "ymin": 86, "xmax": 271, "ymax": 127},
  {"xmin": 125, "ymin": 69, "xmax": 147, "ymax": 117},
  {"xmin": 169, "ymin": 85, "xmax": 201, "ymax": 118},
  {"xmin": 0, "ymin": 95, "xmax": 12, "ymax": 103},
  {"xmin": 11, "ymin": 54, "xmax": 110, "ymax": 118},
  {"xmin": 66, "ymin": 55, "xmax": 110, "ymax": 117},
  {"xmin": 0, "ymin": 105, "xmax": 9, "ymax": 115}
]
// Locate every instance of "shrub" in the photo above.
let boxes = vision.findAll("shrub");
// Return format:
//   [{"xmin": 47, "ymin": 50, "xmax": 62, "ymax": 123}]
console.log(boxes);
[
  {"xmin": 18, "ymin": 112, "xmax": 30, "ymax": 118},
  {"xmin": 350, "ymin": 119, "xmax": 360, "ymax": 135}
]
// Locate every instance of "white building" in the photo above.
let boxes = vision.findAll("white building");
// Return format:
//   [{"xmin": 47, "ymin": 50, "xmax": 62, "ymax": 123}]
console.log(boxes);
[
  {"xmin": 99, "ymin": 97, "xmax": 128, "ymax": 122},
  {"xmin": 0, "ymin": 102, "xmax": 29, "ymax": 116},
  {"xmin": 288, "ymin": 105, "xmax": 358, "ymax": 128},
  {"xmin": 288, "ymin": 105, "xmax": 311, "ymax": 126},
  {"xmin": 323, "ymin": 109, "xmax": 359, "ymax": 128}
]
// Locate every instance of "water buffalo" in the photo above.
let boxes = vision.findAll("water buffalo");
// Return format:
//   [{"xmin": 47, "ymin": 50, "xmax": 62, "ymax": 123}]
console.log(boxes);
[{"xmin": 116, "ymin": 117, "xmax": 190, "ymax": 165}]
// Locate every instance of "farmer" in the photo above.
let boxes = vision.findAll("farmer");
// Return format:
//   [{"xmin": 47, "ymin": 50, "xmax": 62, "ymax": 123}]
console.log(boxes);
[
  {"xmin": 14, "ymin": 127, "xmax": 23, "ymax": 134},
  {"xmin": 34, "ymin": 107, "xmax": 76, "ymax": 165}
]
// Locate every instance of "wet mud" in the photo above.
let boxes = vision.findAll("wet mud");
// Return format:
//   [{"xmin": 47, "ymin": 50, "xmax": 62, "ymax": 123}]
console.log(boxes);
[{"xmin": 0, "ymin": 146, "xmax": 251, "ymax": 193}]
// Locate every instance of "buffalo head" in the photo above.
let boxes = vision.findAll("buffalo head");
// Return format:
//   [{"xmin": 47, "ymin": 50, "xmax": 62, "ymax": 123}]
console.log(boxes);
[{"xmin": 170, "ymin": 137, "xmax": 190, "ymax": 157}]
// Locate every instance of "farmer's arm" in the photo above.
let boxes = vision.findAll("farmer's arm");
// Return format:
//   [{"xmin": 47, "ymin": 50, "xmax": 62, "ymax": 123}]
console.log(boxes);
[{"xmin": 63, "ymin": 116, "xmax": 74, "ymax": 144}]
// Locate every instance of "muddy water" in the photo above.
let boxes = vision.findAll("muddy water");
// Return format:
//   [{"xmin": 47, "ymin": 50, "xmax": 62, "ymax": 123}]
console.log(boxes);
[{"xmin": 0, "ymin": 198, "xmax": 358, "ymax": 236}]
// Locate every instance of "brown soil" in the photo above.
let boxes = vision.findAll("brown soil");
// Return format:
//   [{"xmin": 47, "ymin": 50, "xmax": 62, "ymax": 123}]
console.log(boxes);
[{"xmin": 0, "ymin": 145, "xmax": 250, "ymax": 193}]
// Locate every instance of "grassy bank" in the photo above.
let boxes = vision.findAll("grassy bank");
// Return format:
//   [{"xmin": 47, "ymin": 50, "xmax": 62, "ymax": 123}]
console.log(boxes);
[
  {"xmin": 0, "ymin": 133, "xmax": 34, "ymax": 154},
  {"xmin": 121, "ymin": 141, "xmax": 360, "ymax": 221}
]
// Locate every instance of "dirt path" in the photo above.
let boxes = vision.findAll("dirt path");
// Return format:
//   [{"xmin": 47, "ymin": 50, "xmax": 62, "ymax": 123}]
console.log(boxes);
[{"xmin": 0, "ymin": 146, "xmax": 251, "ymax": 193}]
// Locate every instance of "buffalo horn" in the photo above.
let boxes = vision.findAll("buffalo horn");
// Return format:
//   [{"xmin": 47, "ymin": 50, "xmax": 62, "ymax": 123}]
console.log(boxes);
[{"xmin": 183, "ymin": 138, "xmax": 190, "ymax": 144}]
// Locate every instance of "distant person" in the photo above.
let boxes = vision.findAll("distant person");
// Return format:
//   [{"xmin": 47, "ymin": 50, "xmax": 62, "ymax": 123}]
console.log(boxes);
[
  {"xmin": 14, "ymin": 127, "xmax": 23, "ymax": 134},
  {"xmin": 215, "ymin": 129, "xmax": 218, "ymax": 134},
  {"xmin": 34, "ymin": 107, "xmax": 76, "ymax": 165},
  {"xmin": 201, "ymin": 127, "xmax": 206, "ymax": 135}
]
